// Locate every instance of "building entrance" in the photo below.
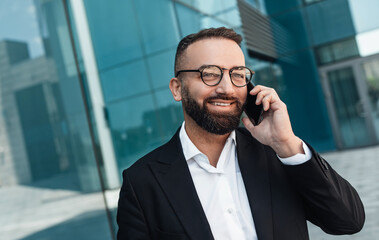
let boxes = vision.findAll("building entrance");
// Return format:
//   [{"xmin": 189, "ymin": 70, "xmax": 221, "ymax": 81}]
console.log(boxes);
[{"xmin": 320, "ymin": 54, "xmax": 379, "ymax": 149}]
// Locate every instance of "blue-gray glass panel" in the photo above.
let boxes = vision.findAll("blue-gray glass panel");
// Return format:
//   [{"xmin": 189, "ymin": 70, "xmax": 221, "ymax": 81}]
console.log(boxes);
[
  {"xmin": 214, "ymin": 7, "xmax": 241, "ymax": 27},
  {"xmin": 305, "ymin": 0, "xmax": 355, "ymax": 46},
  {"xmin": 83, "ymin": 0, "xmax": 144, "ymax": 70},
  {"xmin": 147, "ymin": 49, "xmax": 176, "ymax": 90},
  {"xmin": 178, "ymin": 0, "xmax": 237, "ymax": 15},
  {"xmin": 133, "ymin": 0, "xmax": 180, "ymax": 55},
  {"xmin": 265, "ymin": 0, "xmax": 302, "ymax": 15},
  {"xmin": 101, "ymin": 59, "xmax": 150, "ymax": 103},
  {"xmin": 154, "ymin": 89, "xmax": 184, "ymax": 140},
  {"xmin": 244, "ymin": 0, "xmax": 262, "ymax": 11},
  {"xmin": 271, "ymin": 8, "xmax": 310, "ymax": 52},
  {"xmin": 200, "ymin": 16, "xmax": 227, "ymax": 29},
  {"xmin": 107, "ymin": 94, "xmax": 159, "ymax": 170},
  {"xmin": 175, "ymin": 3, "xmax": 203, "ymax": 37},
  {"xmin": 304, "ymin": 0, "xmax": 322, "ymax": 4}
]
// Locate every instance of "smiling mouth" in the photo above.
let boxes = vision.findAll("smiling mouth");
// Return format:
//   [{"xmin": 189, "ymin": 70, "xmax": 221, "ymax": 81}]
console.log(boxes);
[{"xmin": 210, "ymin": 102, "xmax": 233, "ymax": 106}]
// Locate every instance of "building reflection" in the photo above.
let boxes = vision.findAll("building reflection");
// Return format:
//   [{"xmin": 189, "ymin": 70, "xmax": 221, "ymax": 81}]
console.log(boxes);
[{"xmin": 0, "ymin": 0, "xmax": 100, "ymax": 192}]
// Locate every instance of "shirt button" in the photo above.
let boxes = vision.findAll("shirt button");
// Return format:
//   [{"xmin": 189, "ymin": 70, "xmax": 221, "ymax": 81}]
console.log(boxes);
[{"xmin": 227, "ymin": 208, "xmax": 233, "ymax": 214}]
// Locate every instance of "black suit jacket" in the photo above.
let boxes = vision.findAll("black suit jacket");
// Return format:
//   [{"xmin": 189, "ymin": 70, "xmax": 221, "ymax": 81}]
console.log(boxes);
[{"xmin": 117, "ymin": 128, "xmax": 365, "ymax": 240}]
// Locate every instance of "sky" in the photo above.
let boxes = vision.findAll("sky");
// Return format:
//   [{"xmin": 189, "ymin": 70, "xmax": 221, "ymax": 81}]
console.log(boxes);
[
  {"xmin": 349, "ymin": 0, "xmax": 379, "ymax": 57},
  {"xmin": 0, "ymin": 0, "xmax": 44, "ymax": 58}
]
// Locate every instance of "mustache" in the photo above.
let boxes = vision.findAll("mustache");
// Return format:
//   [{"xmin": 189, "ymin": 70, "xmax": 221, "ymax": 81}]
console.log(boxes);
[
  {"xmin": 203, "ymin": 94, "xmax": 246, "ymax": 112},
  {"xmin": 204, "ymin": 94, "xmax": 239, "ymax": 102}
]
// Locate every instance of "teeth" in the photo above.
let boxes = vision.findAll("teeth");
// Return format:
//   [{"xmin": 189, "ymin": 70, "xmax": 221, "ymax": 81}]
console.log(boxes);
[{"xmin": 212, "ymin": 102, "xmax": 231, "ymax": 106}]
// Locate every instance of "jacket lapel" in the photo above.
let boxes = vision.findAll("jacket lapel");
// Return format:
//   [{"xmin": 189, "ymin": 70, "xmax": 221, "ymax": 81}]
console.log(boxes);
[
  {"xmin": 236, "ymin": 129, "xmax": 274, "ymax": 240},
  {"xmin": 149, "ymin": 130, "xmax": 214, "ymax": 240}
]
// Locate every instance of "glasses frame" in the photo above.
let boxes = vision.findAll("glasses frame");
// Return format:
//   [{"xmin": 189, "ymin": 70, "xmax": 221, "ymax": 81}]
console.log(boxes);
[{"xmin": 175, "ymin": 65, "xmax": 254, "ymax": 87}]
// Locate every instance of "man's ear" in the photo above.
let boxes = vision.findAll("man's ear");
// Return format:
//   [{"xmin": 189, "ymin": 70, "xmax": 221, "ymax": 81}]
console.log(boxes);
[{"xmin": 169, "ymin": 77, "xmax": 182, "ymax": 101}]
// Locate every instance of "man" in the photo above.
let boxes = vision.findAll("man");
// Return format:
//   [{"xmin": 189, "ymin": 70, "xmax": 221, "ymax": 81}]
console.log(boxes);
[{"xmin": 117, "ymin": 27, "xmax": 365, "ymax": 240}]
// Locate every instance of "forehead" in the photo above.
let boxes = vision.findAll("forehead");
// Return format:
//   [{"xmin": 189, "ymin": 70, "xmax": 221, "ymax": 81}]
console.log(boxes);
[{"xmin": 183, "ymin": 38, "xmax": 245, "ymax": 68}]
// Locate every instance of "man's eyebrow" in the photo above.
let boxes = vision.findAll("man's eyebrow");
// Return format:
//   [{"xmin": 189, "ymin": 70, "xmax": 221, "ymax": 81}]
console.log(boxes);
[
  {"xmin": 198, "ymin": 64, "xmax": 246, "ymax": 69},
  {"xmin": 198, "ymin": 64, "xmax": 211, "ymax": 69}
]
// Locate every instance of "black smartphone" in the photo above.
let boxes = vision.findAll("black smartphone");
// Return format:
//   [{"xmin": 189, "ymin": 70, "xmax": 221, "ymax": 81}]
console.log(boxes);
[{"xmin": 245, "ymin": 82, "xmax": 264, "ymax": 125}]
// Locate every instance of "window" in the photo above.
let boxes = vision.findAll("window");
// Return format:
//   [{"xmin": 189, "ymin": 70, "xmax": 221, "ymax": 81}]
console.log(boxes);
[{"xmin": 315, "ymin": 38, "xmax": 359, "ymax": 65}]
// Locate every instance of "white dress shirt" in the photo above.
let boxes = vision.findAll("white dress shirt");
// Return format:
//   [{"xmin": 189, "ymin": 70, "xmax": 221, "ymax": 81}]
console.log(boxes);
[{"xmin": 179, "ymin": 122, "xmax": 311, "ymax": 240}]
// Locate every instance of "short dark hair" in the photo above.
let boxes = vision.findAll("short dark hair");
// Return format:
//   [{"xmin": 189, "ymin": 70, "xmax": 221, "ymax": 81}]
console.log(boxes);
[{"xmin": 174, "ymin": 27, "xmax": 243, "ymax": 74}]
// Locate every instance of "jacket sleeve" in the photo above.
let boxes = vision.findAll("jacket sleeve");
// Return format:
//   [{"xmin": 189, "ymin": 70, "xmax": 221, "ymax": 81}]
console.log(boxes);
[
  {"xmin": 283, "ymin": 144, "xmax": 365, "ymax": 235},
  {"xmin": 117, "ymin": 170, "xmax": 151, "ymax": 240}
]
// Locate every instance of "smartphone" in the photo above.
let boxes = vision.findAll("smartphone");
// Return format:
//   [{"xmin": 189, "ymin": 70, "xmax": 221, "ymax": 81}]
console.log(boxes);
[{"xmin": 244, "ymin": 82, "xmax": 264, "ymax": 125}]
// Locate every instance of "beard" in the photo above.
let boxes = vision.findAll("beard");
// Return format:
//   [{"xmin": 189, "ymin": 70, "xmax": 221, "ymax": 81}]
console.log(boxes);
[{"xmin": 181, "ymin": 85, "xmax": 245, "ymax": 135}]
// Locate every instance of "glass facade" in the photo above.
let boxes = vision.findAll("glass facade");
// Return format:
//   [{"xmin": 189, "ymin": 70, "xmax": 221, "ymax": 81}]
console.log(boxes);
[
  {"xmin": 0, "ymin": 0, "xmax": 113, "ymax": 239},
  {"xmin": 81, "ymin": 0, "xmax": 182, "ymax": 174},
  {"xmin": 263, "ymin": 0, "xmax": 379, "ymax": 149},
  {"xmin": 327, "ymin": 67, "xmax": 371, "ymax": 147},
  {"xmin": 264, "ymin": 1, "xmax": 336, "ymax": 150},
  {"xmin": 305, "ymin": 0, "xmax": 355, "ymax": 46},
  {"xmin": 1, "ymin": 0, "xmax": 378, "ymax": 239},
  {"xmin": 1, "ymin": 0, "xmax": 265, "ymax": 239}
]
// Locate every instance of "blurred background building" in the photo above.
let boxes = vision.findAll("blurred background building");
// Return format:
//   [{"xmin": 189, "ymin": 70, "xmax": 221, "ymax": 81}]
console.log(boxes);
[{"xmin": 0, "ymin": 0, "xmax": 378, "ymax": 239}]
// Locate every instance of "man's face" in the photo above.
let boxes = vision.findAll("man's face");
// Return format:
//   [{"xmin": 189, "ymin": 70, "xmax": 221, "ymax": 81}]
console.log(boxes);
[{"xmin": 178, "ymin": 38, "xmax": 247, "ymax": 135}]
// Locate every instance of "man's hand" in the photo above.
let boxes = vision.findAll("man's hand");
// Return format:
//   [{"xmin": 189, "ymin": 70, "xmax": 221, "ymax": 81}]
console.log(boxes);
[{"xmin": 242, "ymin": 85, "xmax": 304, "ymax": 158}]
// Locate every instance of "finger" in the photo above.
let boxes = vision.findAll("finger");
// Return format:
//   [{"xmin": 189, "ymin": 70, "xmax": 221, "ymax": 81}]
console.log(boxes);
[
  {"xmin": 252, "ymin": 86, "xmax": 278, "ymax": 96},
  {"xmin": 256, "ymin": 89, "xmax": 278, "ymax": 105},
  {"xmin": 255, "ymin": 89, "xmax": 272, "ymax": 104},
  {"xmin": 257, "ymin": 89, "xmax": 281, "ymax": 104},
  {"xmin": 250, "ymin": 85, "xmax": 266, "ymax": 95},
  {"xmin": 261, "ymin": 94, "xmax": 273, "ymax": 111}
]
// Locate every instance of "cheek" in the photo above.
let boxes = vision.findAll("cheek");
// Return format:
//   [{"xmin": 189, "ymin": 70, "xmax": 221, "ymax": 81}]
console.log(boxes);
[
  {"xmin": 182, "ymin": 84, "xmax": 205, "ymax": 105},
  {"xmin": 237, "ymin": 89, "xmax": 247, "ymax": 103},
  {"xmin": 191, "ymin": 86, "xmax": 212, "ymax": 102}
]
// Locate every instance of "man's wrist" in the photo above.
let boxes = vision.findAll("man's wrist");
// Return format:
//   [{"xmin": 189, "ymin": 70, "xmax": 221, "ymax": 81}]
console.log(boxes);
[
  {"xmin": 272, "ymin": 136, "xmax": 304, "ymax": 158},
  {"xmin": 277, "ymin": 141, "xmax": 312, "ymax": 165}
]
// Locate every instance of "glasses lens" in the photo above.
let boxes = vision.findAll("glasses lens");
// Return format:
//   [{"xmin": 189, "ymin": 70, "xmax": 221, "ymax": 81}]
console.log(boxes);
[
  {"xmin": 231, "ymin": 67, "xmax": 252, "ymax": 86},
  {"xmin": 201, "ymin": 66, "xmax": 222, "ymax": 86}
]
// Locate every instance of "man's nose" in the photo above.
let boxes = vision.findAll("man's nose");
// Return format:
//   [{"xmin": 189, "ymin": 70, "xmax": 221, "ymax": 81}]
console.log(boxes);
[{"xmin": 215, "ymin": 72, "xmax": 234, "ymax": 95}]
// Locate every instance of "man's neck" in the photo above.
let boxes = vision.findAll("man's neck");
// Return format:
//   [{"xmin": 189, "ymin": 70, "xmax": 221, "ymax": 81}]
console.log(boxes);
[{"xmin": 184, "ymin": 118, "xmax": 231, "ymax": 167}]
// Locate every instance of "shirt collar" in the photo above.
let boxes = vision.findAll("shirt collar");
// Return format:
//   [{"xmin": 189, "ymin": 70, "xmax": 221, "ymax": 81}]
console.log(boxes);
[{"xmin": 179, "ymin": 121, "xmax": 236, "ymax": 162}]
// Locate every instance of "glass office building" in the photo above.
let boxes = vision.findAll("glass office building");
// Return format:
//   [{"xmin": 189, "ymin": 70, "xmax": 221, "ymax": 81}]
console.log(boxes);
[
  {"xmin": 0, "ymin": 0, "xmax": 378, "ymax": 239},
  {"xmin": 264, "ymin": 0, "xmax": 379, "ymax": 149}
]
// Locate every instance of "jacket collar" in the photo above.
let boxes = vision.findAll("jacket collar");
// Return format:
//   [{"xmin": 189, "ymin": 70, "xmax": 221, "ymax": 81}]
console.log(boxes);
[{"xmin": 149, "ymin": 128, "xmax": 214, "ymax": 239}]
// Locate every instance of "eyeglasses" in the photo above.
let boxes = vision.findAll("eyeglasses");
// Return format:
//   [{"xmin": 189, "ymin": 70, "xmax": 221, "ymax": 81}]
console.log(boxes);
[{"xmin": 175, "ymin": 65, "xmax": 254, "ymax": 87}]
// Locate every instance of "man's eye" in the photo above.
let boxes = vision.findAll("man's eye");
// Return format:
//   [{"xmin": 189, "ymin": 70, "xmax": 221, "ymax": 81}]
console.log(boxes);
[
  {"xmin": 232, "ymin": 73, "xmax": 245, "ymax": 79},
  {"xmin": 203, "ymin": 73, "xmax": 220, "ymax": 78}
]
